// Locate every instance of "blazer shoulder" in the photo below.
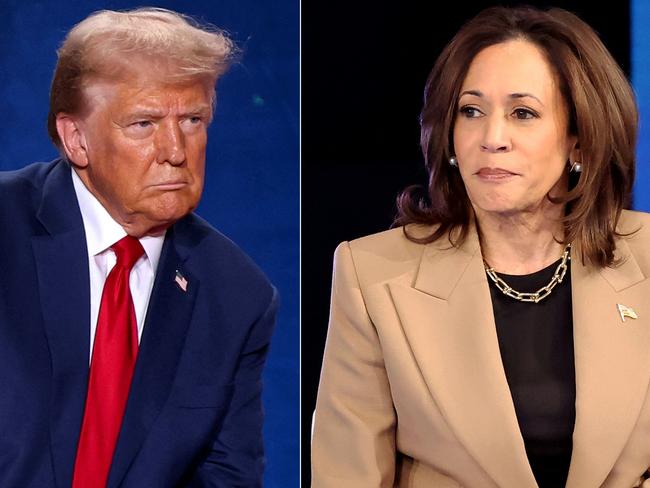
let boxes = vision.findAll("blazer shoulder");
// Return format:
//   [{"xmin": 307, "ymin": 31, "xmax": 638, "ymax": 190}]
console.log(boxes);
[
  {"xmin": 0, "ymin": 160, "xmax": 60, "ymax": 202},
  {"xmin": 617, "ymin": 209, "xmax": 650, "ymax": 274},
  {"xmin": 0, "ymin": 159, "xmax": 68, "ymax": 233},
  {"xmin": 349, "ymin": 224, "xmax": 439, "ymax": 254},
  {"xmin": 618, "ymin": 209, "xmax": 650, "ymax": 232},
  {"xmin": 174, "ymin": 213, "xmax": 275, "ymax": 305},
  {"xmin": 338, "ymin": 225, "xmax": 434, "ymax": 287}
]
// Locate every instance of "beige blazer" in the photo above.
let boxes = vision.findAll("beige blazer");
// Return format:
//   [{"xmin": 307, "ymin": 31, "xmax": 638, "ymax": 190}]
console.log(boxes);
[{"xmin": 312, "ymin": 210, "xmax": 650, "ymax": 488}]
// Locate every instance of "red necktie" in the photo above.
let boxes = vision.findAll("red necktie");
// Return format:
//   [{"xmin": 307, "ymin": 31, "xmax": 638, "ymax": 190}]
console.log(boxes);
[{"xmin": 72, "ymin": 236, "xmax": 145, "ymax": 488}]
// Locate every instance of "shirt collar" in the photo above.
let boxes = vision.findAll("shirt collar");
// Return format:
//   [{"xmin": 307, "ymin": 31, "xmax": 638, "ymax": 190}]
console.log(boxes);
[{"xmin": 71, "ymin": 167, "xmax": 165, "ymax": 270}]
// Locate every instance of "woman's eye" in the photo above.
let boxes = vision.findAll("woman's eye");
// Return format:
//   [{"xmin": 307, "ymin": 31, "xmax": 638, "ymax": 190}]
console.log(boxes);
[
  {"xmin": 513, "ymin": 108, "xmax": 536, "ymax": 120},
  {"xmin": 459, "ymin": 106, "xmax": 482, "ymax": 118}
]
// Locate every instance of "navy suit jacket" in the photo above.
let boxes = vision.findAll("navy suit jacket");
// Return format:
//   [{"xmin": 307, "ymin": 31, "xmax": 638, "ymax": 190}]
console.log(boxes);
[{"xmin": 0, "ymin": 159, "xmax": 278, "ymax": 487}]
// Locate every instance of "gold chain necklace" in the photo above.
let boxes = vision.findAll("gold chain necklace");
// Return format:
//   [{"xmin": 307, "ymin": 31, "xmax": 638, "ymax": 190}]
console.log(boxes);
[{"xmin": 484, "ymin": 244, "xmax": 571, "ymax": 303}]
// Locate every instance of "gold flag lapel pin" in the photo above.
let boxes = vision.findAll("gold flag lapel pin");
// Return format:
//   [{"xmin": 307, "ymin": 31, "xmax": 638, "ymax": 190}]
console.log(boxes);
[{"xmin": 617, "ymin": 303, "xmax": 638, "ymax": 322}]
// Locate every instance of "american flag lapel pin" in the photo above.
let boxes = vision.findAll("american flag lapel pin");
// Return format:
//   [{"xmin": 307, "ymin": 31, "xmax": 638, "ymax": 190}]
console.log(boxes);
[
  {"xmin": 175, "ymin": 270, "xmax": 188, "ymax": 292},
  {"xmin": 617, "ymin": 303, "xmax": 638, "ymax": 322}
]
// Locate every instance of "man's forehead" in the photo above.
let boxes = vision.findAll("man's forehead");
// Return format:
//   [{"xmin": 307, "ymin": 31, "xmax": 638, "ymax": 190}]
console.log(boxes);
[{"xmin": 82, "ymin": 76, "xmax": 214, "ymax": 112}]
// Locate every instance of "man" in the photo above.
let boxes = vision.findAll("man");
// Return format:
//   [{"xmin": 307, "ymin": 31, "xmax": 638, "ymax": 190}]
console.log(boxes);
[{"xmin": 0, "ymin": 8, "xmax": 276, "ymax": 487}]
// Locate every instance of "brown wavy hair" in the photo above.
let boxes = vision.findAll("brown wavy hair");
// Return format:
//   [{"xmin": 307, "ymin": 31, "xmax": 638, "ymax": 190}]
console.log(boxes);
[{"xmin": 394, "ymin": 6, "xmax": 637, "ymax": 267}]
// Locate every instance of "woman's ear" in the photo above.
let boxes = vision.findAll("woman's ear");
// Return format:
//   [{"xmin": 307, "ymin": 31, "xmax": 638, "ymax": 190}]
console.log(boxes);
[{"xmin": 569, "ymin": 139, "xmax": 581, "ymax": 166}]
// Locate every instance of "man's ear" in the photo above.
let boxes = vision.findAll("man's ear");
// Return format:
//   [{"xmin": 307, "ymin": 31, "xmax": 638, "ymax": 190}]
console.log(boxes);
[{"xmin": 55, "ymin": 114, "xmax": 89, "ymax": 168}]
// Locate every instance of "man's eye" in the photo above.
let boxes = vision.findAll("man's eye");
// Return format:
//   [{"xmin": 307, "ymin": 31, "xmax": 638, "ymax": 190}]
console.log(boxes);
[
  {"xmin": 133, "ymin": 120, "xmax": 152, "ymax": 128},
  {"xmin": 513, "ymin": 108, "xmax": 537, "ymax": 120},
  {"xmin": 180, "ymin": 116, "xmax": 205, "ymax": 132},
  {"xmin": 458, "ymin": 106, "xmax": 482, "ymax": 118}
]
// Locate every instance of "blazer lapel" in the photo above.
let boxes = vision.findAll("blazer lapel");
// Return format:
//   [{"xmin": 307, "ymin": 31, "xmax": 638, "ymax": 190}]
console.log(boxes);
[
  {"xmin": 388, "ymin": 228, "xmax": 537, "ymax": 488},
  {"xmin": 32, "ymin": 161, "xmax": 91, "ymax": 488},
  {"xmin": 566, "ymin": 241, "xmax": 650, "ymax": 488},
  {"xmin": 107, "ymin": 227, "xmax": 199, "ymax": 488}
]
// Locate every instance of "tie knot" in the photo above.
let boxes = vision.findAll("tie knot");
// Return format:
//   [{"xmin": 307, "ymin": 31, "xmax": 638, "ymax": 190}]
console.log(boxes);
[{"xmin": 112, "ymin": 236, "xmax": 145, "ymax": 270}]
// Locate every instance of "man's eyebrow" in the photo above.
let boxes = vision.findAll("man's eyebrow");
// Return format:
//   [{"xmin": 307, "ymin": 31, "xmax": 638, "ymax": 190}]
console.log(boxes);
[
  {"xmin": 123, "ymin": 105, "xmax": 213, "ymax": 118},
  {"xmin": 458, "ymin": 90, "xmax": 544, "ymax": 106},
  {"xmin": 180, "ymin": 105, "xmax": 212, "ymax": 116},
  {"xmin": 123, "ymin": 108, "xmax": 167, "ymax": 119}
]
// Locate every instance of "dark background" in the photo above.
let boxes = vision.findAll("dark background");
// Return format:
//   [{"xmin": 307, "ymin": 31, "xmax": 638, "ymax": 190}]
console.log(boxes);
[{"xmin": 301, "ymin": 1, "xmax": 631, "ymax": 484}]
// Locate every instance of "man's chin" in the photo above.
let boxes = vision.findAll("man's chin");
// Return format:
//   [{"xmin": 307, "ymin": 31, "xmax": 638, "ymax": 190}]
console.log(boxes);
[{"xmin": 124, "ymin": 211, "xmax": 189, "ymax": 237}]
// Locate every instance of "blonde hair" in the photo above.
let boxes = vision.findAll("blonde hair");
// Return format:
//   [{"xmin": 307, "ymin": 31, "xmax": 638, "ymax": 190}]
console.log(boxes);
[{"xmin": 48, "ymin": 7, "xmax": 235, "ymax": 147}]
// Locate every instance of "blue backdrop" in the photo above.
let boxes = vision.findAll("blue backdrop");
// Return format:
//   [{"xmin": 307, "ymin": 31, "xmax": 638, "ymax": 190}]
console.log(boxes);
[
  {"xmin": 633, "ymin": 0, "xmax": 650, "ymax": 211},
  {"xmin": 0, "ymin": 1, "xmax": 298, "ymax": 486}
]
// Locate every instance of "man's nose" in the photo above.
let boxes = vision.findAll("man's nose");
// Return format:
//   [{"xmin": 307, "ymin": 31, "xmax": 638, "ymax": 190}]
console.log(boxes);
[
  {"xmin": 480, "ymin": 115, "xmax": 511, "ymax": 153},
  {"xmin": 157, "ymin": 120, "xmax": 186, "ymax": 166}
]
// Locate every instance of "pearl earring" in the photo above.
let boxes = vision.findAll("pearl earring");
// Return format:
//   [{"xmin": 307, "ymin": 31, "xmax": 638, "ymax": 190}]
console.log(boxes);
[
  {"xmin": 569, "ymin": 161, "xmax": 582, "ymax": 173},
  {"xmin": 449, "ymin": 156, "xmax": 458, "ymax": 167}
]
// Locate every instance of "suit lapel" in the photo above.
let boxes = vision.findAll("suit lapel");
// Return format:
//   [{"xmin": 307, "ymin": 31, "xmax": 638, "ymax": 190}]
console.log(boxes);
[
  {"xmin": 388, "ymin": 228, "xmax": 537, "ymax": 488},
  {"xmin": 30, "ymin": 162, "xmax": 201, "ymax": 487},
  {"xmin": 566, "ymin": 242, "xmax": 650, "ymax": 488},
  {"xmin": 107, "ymin": 227, "xmax": 199, "ymax": 488},
  {"xmin": 32, "ymin": 161, "xmax": 91, "ymax": 488}
]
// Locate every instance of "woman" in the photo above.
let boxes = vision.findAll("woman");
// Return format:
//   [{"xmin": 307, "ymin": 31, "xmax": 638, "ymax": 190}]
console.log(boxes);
[{"xmin": 311, "ymin": 6, "xmax": 650, "ymax": 488}]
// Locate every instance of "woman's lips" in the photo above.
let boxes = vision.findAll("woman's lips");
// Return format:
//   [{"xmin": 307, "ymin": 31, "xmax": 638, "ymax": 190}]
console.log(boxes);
[{"xmin": 475, "ymin": 167, "xmax": 518, "ymax": 181}]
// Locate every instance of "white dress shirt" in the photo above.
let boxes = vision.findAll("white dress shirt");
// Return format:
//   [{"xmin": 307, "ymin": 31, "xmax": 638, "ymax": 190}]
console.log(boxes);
[{"xmin": 71, "ymin": 168, "xmax": 166, "ymax": 362}]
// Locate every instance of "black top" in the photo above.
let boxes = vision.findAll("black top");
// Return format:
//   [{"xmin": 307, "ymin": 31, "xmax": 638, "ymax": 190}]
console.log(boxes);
[{"xmin": 487, "ymin": 258, "xmax": 575, "ymax": 488}]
